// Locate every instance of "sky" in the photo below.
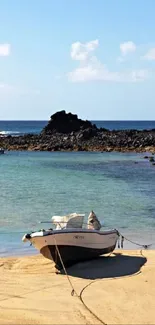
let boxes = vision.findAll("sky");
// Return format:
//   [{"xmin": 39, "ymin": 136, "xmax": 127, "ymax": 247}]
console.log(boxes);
[{"xmin": 0, "ymin": 0, "xmax": 155, "ymax": 120}]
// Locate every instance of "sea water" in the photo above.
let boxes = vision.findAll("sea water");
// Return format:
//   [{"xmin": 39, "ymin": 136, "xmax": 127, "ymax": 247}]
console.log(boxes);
[
  {"xmin": 0, "ymin": 150, "xmax": 155, "ymax": 256},
  {"xmin": 0, "ymin": 120, "xmax": 155, "ymax": 136}
]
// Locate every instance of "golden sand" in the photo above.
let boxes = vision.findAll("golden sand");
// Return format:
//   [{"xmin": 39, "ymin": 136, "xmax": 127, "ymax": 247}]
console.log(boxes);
[{"xmin": 0, "ymin": 250, "xmax": 155, "ymax": 324}]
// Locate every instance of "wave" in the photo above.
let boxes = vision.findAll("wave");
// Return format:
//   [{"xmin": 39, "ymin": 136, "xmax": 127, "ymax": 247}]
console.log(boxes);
[{"xmin": 0, "ymin": 130, "xmax": 20, "ymax": 135}]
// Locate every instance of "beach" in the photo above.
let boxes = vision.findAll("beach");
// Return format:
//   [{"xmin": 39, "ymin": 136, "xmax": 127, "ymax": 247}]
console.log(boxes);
[{"xmin": 0, "ymin": 249, "xmax": 155, "ymax": 324}]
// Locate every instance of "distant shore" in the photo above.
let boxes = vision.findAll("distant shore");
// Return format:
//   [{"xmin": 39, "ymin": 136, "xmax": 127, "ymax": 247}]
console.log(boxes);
[{"xmin": 1, "ymin": 111, "xmax": 155, "ymax": 153}]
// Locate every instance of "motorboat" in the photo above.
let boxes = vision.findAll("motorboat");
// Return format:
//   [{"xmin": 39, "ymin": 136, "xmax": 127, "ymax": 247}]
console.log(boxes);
[
  {"xmin": 0, "ymin": 148, "xmax": 4, "ymax": 154},
  {"xmin": 22, "ymin": 211, "xmax": 119, "ymax": 270}
]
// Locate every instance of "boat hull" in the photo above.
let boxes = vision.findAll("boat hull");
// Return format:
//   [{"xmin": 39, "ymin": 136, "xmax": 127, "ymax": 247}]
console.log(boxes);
[
  {"xmin": 40, "ymin": 244, "xmax": 116, "ymax": 270},
  {"xmin": 26, "ymin": 229, "xmax": 119, "ymax": 269}
]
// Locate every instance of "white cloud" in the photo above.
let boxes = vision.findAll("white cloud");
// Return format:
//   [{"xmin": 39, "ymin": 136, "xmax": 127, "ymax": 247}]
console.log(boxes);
[
  {"xmin": 143, "ymin": 48, "xmax": 155, "ymax": 61},
  {"xmin": 120, "ymin": 41, "xmax": 136, "ymax": 56},
  {"xmin": 0, "ymin": 44, "xmax": 10, "ymax": 56},
  {"xmin": 68, "ymin": 63, "xmax": 148, "ymax": 83},
  {"xmin": 71, "ymin": 39, "xmax": 98, "ymax": 61},
  {"xmin": 68, "ymin": 39, "xmax": 148, "ymax": 83}
]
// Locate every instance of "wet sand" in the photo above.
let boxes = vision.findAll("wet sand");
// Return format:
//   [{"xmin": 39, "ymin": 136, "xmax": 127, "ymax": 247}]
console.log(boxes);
[{"xmin": 0, "ymin": 250, "xmax": 155, "ymax": 324}]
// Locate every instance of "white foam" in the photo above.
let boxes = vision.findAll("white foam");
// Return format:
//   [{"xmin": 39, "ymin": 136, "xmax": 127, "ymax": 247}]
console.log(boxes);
[{"xmin": 0, "ymin": 130, "xmax": 20, "ymax": 135}]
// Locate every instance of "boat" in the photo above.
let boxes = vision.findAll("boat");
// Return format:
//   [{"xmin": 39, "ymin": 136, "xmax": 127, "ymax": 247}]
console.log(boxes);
[
  {"xmin": 0, "ymin": 148, "xmax": 4, "ymax": 154},
  {"xmin": 22, "ymin": 211, "xmax": 119, "ymax": 270}
]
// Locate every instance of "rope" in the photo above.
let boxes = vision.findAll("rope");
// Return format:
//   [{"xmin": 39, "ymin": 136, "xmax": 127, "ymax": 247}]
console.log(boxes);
[
  {"xmin": 53, "ymin": 235, "xmax": 106, "ymax": 324},
  {"xmin": 117, "ymin": 231, "xmax": 153, "ymax": 249},
  {"xmin": 53, "ymin": 237, "xmax": 78, "ymax": 297},
  {"xmin": 79, "ymin": 285, "xmax": 107, "ymax": 325},
  {"xmin": 53, "ymin": 236, "xmax": 148, "ymax": 325},
  {"xmin": 79, "ymin": 248, "xmax": 147, "ymax": 323}
]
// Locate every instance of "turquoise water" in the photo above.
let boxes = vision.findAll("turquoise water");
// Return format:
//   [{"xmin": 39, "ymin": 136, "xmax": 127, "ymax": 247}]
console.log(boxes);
[{"xmin": 0, "ymin": 150, "xmax": 155, "ymax": 256}]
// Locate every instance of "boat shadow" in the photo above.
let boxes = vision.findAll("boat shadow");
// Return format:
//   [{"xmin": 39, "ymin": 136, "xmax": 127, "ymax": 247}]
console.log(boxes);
[{"xmin": 63, "ymin": 252, "xmax": 147, "ymax": 280}]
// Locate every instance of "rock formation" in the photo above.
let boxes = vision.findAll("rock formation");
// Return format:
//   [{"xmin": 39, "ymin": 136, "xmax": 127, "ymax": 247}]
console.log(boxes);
[
  {"xmin": 42, "ymin": 110, "xmax": 97, "ymax": 134},
  {"xmin": 0, "ymin": 110, "xmax": 155, "ymax": 153}
]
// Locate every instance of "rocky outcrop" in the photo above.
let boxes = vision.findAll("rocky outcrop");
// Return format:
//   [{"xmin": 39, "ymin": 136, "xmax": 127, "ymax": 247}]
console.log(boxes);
[
  {"xmin": 1, "ymin": 129, "xmax": 155, "ymax": 153},
  {"xmin": 1, "ymin": 111, "xmax": 155, "ymax": 153},
  {"xmin": 42, "ymin": 110, "xmax": 97, "ymax": 134}
]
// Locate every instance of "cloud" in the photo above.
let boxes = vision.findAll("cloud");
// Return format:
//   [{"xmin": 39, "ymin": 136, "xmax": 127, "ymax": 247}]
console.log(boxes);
[
  {"xmin": 120, "ymin": 41, "xmax": 136, "ymax": 56},
  {"xmin": 71, "ymin": 39, "xmax": 98, "ymax": 61},
  {"xmin": 143, "ymin": 48, "xmax": 155, "ymax": 61},
  {"xmin": 68, "ymin": 40, "xmax": 148, "ymax": 83},
  {"xmin": 68, "ymin": 63, "xmax": 148, "ymax": 83},
  {"xmin": 0, "ymin": 44, "xmax": 10, "ymax": 56}
]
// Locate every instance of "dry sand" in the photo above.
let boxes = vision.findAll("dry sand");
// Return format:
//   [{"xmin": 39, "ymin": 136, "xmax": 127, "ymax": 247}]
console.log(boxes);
[{"xmin": 0, "ymin": 250, "xmax": 155, "ymax": 324}]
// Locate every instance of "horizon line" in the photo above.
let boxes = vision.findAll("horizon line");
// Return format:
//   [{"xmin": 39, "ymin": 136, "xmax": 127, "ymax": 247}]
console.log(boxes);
[{"xmin": 1, "ymin": 119, "xmax": 155, "ymax": 122}]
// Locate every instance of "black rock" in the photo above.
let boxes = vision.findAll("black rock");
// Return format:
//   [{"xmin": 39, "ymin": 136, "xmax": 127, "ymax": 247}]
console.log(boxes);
[
  {"xmin": 76, "ymin": 128, "xmax": 97, "ymax": 140},
  {"xmin": 42, "ymin": 110, "xmax": 95, "ymax": 134}
]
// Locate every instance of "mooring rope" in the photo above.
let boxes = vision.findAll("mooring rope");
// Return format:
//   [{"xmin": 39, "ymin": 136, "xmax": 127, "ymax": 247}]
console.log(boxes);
[
  {"xmin": 53, "ymin": 237, "xmax": 78, "ymax": 297},
  {"xmin": 117, "ymin": 231, "xmax": 154, "ymax": 249},
  {"xmin": 53, "ymin": 235, "xmax": 107, "ymax": 324},
  {"xmin": 52, "ymin": 230, "xmax": 153, "ymax": 325}
]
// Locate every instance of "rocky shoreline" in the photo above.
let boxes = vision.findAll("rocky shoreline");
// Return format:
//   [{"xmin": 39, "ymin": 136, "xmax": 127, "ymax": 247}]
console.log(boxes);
[{"xmin": 1, "ymin": 111, "xmax": 155, "ymax": 153}]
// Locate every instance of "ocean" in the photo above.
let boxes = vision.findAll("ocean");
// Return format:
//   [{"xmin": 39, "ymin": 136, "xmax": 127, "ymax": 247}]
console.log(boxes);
[
  {"xmin": 1, "ymin": 120, "xmax": 155, "ymax": 136},
  {"xmin": 0, "ymin": 120, "xmax": 155, "ymax": 257}
]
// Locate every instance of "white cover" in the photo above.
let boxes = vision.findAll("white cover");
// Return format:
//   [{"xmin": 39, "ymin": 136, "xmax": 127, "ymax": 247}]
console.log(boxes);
[{"xmin": 87, "ymin": 211, "xmax": 102, "ymax": 230}]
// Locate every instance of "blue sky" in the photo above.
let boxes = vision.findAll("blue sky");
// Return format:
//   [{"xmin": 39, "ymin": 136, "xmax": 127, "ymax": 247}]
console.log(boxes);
[{"xmin": 0, "ymin": 0, "xmax": 155, "ymax": 120}]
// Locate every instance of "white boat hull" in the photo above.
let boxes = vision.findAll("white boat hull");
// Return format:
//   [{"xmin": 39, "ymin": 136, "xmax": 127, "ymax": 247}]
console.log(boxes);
[{"xmin": 23, "ymin": 229, "xmax": 119, "ymax": 269}]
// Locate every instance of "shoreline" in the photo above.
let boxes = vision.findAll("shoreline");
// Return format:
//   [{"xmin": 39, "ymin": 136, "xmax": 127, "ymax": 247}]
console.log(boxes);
[
  {"xmin": 1, "ymin": 145, "xmax": 155, "ymax": 154},
  {"xmin": 1, "ymin": 146, "xmax": 155, "ymax": 153},
  {"xmin": 1, "ymin": 240, "xmax": 155, "ymax": 259},
  {"xmin": 1, "ymin": 246, "xmax": 154, "ymax": 260},
  {"xmin": 1, "ymin": 246, "xmax": 155, "ymax": 260},
  {"xmin": 0, "ymin": 249, "xmax": 155, "ymax": 324},
  {"xmin": 1, "ymin": 228, "xmax": 155, "ymax": 259},
  {"xmin": 1, "ymin": 112, "xmax": 155, "ymax": 153}
]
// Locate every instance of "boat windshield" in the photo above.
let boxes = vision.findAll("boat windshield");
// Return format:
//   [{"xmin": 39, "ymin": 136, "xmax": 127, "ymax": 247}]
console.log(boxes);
[{"xmin": 51, "ymin": 213, "xmax": 85, "ymax": 229}]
